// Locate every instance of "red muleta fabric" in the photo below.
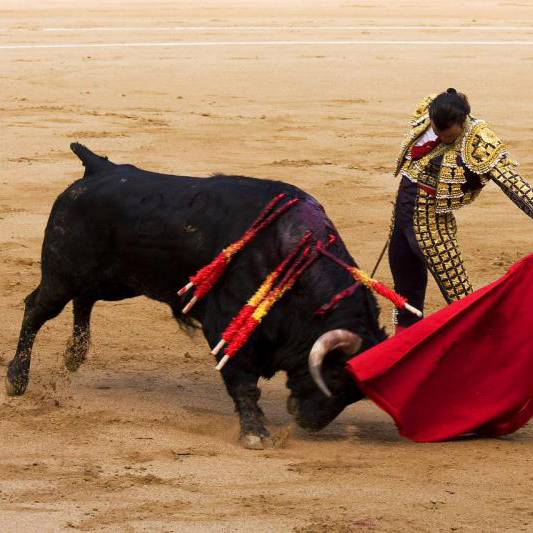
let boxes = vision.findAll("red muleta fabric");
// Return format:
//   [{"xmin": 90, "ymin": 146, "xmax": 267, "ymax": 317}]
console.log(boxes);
[{"xmin": 345, "ymin": 253, "xmax": 533, "ymax": 442}]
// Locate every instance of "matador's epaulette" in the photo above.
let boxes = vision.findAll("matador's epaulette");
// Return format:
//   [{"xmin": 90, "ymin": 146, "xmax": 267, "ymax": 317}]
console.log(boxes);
[
  {"xmin": 461, "ymin": 120, "xmax": 509, "ymax": 175},
  {"xmin": 410, "ymin": 94, "xmax": 436, "ymax": 126},
  {"xmin": 395, "ymin": 95, "xmax": 436, "ymax": 175}
]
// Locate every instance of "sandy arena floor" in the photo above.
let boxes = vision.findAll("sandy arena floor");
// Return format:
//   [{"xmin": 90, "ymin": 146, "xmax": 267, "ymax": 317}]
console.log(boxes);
[{"xmin": 1, "ymin": 1, "xmax": 533, "ymax": 531}]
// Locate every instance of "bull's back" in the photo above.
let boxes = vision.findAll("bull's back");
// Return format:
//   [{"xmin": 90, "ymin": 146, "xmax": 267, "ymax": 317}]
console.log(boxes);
[{"xmin": 42, "ymin": 165, "xmax": 309, "ymax": 297}]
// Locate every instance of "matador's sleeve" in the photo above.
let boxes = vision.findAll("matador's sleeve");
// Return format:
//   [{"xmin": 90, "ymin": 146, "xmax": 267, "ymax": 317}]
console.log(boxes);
[
  {"xmin": 487, "ymin": 158, "xmax": 533, "ymax": 219},
  {"xmin": 462, "ymin": 120, "xmax": 533, "ymax": 219}
]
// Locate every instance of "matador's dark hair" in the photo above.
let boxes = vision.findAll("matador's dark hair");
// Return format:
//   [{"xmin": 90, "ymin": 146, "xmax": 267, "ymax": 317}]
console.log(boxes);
[{"xmin": 429, "ymin": 88, "xmax": 471, "ymax": 131}]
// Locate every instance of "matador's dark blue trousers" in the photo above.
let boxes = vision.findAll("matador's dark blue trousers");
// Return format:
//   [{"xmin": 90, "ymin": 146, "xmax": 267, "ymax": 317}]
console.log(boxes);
[{"xmin": 388, "ymin": 177, "xmax": 429, "ymax": 327}]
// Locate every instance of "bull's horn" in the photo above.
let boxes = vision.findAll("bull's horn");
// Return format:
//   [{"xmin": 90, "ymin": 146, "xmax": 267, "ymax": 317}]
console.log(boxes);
[{"xmin": 309, "ymin": 329, "xmax": 362, "ymax": 398}]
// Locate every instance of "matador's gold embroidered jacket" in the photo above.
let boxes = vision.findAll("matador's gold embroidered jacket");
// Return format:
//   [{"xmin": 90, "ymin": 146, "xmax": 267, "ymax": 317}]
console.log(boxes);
[
  {"xmin": 392, "ymin": 95, "xmax": 533, "ymax": 306},
  {"xmin": 395, "ymin": 94, "xmax": 533, "ymax": 217}
]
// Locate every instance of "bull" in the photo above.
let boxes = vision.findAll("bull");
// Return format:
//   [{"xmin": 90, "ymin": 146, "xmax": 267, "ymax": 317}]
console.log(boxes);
[{"xmin": 6, "ymin": 144, "xmax": 386, "ymax": 448}]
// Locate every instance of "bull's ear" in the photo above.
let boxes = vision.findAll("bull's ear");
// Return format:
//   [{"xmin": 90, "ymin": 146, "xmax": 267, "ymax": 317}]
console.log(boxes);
[{"xmin": 308, "ymin": 330, "xmax": 362, "ymax": 397}]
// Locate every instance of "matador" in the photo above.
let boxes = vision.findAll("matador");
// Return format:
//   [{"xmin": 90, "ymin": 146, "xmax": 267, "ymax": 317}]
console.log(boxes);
[{"xmin": 389, "ymin": 88, "xmax": 533, "ymax": 332}]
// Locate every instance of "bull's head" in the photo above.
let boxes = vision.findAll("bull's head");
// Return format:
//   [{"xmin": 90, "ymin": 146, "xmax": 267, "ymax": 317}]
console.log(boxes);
[{"xmin": 287, "ymin": 329, "xmax": 363, "ymax": 431}]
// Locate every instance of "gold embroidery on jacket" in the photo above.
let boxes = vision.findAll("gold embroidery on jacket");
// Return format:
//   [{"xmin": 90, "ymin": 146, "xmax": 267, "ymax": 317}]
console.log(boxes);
[
  {"xmin": 395, "ymin": 96, "xmax": 533, "ymax": 218},
  {"xmin": 461, "ymin": 120, "xmax": 508, "ymax": 175},
  {"xmin": 396, "ymin": 116, "xmax": 483, "ymax": 213}
]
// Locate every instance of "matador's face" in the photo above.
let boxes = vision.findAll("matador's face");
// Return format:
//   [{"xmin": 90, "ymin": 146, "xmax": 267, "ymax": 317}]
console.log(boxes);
[{"xmin": 431, "ymin": 120, "xmax": 463, "ymax": 145}]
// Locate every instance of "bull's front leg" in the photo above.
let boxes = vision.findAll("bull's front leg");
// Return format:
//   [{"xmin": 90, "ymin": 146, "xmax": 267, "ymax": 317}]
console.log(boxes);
[{"xmin": 221, "ymin": 365, "xmax": 270, "ymax": 450}]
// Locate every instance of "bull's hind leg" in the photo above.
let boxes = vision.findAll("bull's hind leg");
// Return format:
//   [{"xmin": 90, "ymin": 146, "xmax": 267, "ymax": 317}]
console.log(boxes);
[
  {"xmin": 222, "ymin": 365, "xmax": 270, "ymax": 450},
  {"xmin": 6, "ymin": 284, "xmax": 72, "ymax": 396},
  {"xmin": 64, "ymin": 296, "xmax": 96, "ymax": 372}
]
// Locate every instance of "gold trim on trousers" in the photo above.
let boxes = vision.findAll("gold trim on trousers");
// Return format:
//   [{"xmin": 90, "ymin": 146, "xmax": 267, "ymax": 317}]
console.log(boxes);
[{"xmin": 413, "ymin": 189, "xmax": 473, "ymax": 304}]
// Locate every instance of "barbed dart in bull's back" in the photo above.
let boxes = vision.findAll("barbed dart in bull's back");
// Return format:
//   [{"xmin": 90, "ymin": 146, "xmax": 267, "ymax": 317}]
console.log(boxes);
[
  {"xmin": 178, "ymin": 193, "xmax": 299, "ymax": 313},
  {"xmin": 216, "ymin": 235, "xmax": 336, "ymax": 371},
  {"xmin": 210, "ymin": 230, "xmax": 312, "ymax": 358},
  {"xmin": 317, "ymin": 242, "xmax": 422, "ymax": 317}
]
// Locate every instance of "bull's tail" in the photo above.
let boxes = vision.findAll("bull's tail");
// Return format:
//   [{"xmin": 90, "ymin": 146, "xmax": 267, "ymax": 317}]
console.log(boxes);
[{"xmin": 70, "ymin": 142, "xmax": 116, "ymax": 177}]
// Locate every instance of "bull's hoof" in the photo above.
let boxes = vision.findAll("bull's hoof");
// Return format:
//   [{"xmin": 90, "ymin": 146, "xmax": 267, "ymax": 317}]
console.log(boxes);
[
  {"xmin": 5, "ymin": 375, "xmax": 27, "ymax": 396},
  {"xmin": 64, "ymin": 338, "xmax": 88, "ymax": 372},
  {"xmin": 240, "ymin": 434, "xmax": 264, "ymax": 450},
  {"xmin": 64, "ymin": 352, "xmax": 85, "ymax": 373}
]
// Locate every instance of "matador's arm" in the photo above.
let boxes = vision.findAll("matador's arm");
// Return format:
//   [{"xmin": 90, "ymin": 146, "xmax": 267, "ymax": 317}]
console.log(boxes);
[
  {"xmin": 462, "ymin": 120, "xmax": 533, "ymax": 219},
  {"xmin": 486, "ymin": 158, "xmax": 533, "ymax": 219}
]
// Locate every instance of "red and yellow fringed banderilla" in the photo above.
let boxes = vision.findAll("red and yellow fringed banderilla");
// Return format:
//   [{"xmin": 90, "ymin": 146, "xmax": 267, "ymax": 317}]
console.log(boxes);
[
  {"xmin": 210, "ymin": 231, "xmax": 312, "ymax": 357},
  {"xmin": 314, "ymin": 282, "xmax": 362, "ymax": 315},
  {"xmin": 316, "ymin": 242, "xmax": 422, "ymax": 317},
  {"xmin": 178, "ymin": 193, "xmax": 299, "ymax": 313},
  {"xmin": 215, "ymin": 235, "xmax": 336, "ymax": 371}
]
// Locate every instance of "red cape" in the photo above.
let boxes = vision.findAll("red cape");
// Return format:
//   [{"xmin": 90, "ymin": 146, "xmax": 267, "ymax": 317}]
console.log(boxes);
[{"xmin": 346, "ymin": 253, "xmax": 533, "ymax": 442}]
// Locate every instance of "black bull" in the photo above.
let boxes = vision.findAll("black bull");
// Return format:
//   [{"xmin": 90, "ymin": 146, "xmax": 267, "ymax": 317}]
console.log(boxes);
[{"xmin": 6, "ymin": 144, "xmax": 386, "ymax": 449}]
